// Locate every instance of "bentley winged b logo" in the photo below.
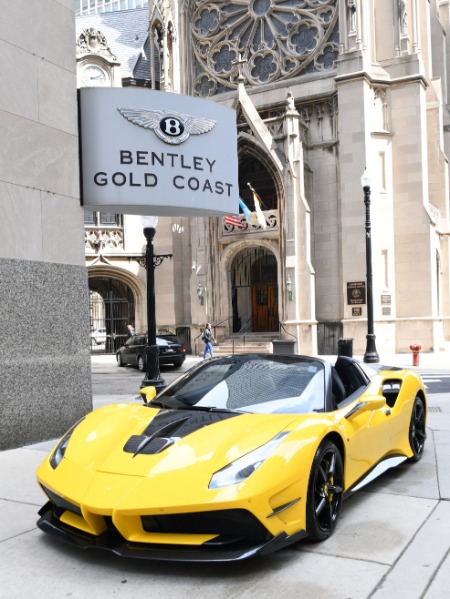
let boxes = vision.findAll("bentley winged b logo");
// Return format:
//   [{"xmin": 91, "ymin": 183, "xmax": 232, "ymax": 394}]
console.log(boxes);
[{"xmin": 117, "ymin": 107, "xmax": 217, "ymax": 145}]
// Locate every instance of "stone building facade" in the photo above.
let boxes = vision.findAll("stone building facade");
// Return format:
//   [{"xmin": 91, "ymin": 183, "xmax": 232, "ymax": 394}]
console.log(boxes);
[
  {"xmin": 77, "ymin": 1, "xmax": 450, "ymax": 360},
  {"xmin": 173, "ymin": 0, "xmax": 450, "ymax": 356}
]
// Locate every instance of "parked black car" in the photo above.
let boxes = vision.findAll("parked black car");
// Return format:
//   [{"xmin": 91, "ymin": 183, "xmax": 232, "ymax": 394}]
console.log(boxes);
[{"xmin": 116, "ymin": 333, "xmax": 186, "ymax": 370}]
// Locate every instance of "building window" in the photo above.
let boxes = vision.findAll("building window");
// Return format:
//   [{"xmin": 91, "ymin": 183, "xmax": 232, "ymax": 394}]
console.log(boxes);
[
  {"xmin": 84, "ymin": 211, "xmax": 96, "ymax": 225},
  {"xmin": 84, "ymin": 210, "xmax": 122, "ymax": 227},
  {"xmin": 99, "ymin": 212, "xmax": 120, "ymax": 226},
  {"xmin": 76, "ymin": 0, "xmax": 148, "ymax": 15},
  {"xmin": 192, "ymin": 0, "xmax": 339, "ymax": 96}
]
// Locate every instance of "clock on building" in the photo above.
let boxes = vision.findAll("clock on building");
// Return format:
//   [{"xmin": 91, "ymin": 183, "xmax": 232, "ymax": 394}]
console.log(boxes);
[{"xmin": 82, "ymin": 64, "xmax": 108, "ymax": 87}]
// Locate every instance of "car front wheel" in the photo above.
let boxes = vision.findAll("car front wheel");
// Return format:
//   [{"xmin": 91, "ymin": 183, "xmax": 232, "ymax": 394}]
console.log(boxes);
[
  {"xmin": 117, "ymin": 354, "xmax": 124, "ymax": 367},
  {"xmin": 408, "ymin": 396, "xmax": 426, "ymax": 462},
  {"xmin": 137, "ymin": 355, "xmax": 146, "ymax": 372},
  {"xmin": 306, "ymin": 440, "xmax": 344, "ymax": 542}
]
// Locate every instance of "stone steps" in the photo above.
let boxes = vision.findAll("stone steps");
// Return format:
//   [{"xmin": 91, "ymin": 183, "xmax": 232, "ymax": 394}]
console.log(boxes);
[{"xmin": 198, "ymin": 333, "xmax": 280, "ymax": 356}]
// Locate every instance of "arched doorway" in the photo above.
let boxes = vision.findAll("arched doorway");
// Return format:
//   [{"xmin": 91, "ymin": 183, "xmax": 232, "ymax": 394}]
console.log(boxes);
[
  {"xmin": 238, "ymin": 152, "xmax": 278, "ymax": 212},
  {"xmin": 231, "ymin": 247, "xmax": 278, "ymax": 333},
  {"xmin": 89, "ymin": 277, "xmax": 135, "ymax": 353}
]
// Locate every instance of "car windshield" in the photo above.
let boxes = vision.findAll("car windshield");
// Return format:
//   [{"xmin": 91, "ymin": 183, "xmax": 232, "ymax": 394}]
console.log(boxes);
[{"xmin": 154, "ymin": 356, "xmax": 326, "ymax": 414}]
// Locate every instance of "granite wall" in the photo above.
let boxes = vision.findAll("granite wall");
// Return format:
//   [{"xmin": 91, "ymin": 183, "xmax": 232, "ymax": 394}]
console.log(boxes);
[
  {"xmin": 0, "ymin": 259, "xmax": 92, "ymax": 450},
  {"xmin": 0, "ymin": 1, "xmax": 92, "ymax": 449}
]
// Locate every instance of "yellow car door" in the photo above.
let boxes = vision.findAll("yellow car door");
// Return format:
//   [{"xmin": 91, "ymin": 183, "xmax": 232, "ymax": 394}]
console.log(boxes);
[{"xmin": 335, "ymin": 395, "xmax": 392, "ymax": 489}]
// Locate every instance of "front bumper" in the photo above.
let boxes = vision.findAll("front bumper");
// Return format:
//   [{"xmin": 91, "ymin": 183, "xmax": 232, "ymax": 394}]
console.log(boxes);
[{"xmin": 37, "ymin": 501, "xmax": 307, "ymax": 562}]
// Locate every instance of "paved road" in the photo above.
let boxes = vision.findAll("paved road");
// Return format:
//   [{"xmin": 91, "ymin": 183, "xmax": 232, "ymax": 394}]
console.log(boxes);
[
  {"xmin": 418, "ymin": 370, "xmax": 450, "ymax": 394},
  {"xmin": 91, "ymin": 353, "xmax": 202, "ymax": 400}
]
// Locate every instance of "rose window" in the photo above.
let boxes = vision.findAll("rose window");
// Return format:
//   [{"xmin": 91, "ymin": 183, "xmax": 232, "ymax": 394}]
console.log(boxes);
[{"xmin": 192, "ymin": 0, "xmax": 339, "ymax": 97}]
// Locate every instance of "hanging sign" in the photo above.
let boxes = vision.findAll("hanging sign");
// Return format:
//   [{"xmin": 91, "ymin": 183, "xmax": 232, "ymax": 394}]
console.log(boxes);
[{"xmin": 79, "ymin": 88, "xmax": 239, "ymax": 216}]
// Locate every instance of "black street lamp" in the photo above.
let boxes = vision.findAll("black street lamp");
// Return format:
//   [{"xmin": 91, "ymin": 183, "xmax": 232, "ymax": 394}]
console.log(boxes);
[
  {"xmin": 361, "ymin": 170, "xmax": 379, "ymax": 363},
  {"xmin": 140, "ymin": 216, "xmax": 172, "ymax": 389}
]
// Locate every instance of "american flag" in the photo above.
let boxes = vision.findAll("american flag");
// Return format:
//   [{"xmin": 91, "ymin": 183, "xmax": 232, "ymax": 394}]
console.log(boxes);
[{"xmin": 223, "ymin": 215, "xmax": 245, "ymax": 229}]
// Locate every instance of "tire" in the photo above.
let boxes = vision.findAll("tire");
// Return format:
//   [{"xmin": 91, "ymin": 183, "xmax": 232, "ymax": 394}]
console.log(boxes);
[
  {"xmin": 306, "ymin": 440, "xmax": 344, "ymax": 542},
  {"xmin": 173, "ymin": 359, "xmax": 184, "ymax": 368},
  {"xmin": 137, "ymin": 355, "xmax": 146, "ymax": 372},
  {"xmin": 408, "ymin": 396, "xmax": 426, "ymax": 462},
  {"xmin": 117, "ymin": 354, "xmax": 125, "ymax": 367}
]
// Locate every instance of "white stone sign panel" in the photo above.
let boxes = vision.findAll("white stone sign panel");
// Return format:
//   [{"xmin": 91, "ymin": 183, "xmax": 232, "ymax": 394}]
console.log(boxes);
[{"xmin": 79, "ymin": 88, "xmax": 239, "ymax": 216}]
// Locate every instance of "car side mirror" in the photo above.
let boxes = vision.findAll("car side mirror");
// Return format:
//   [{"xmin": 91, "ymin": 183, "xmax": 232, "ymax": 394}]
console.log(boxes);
[
  {"xmin": 345, "ymin": 396, "xmax": 386, "ymax": 420},
  {"xmin": 139, "ymin": 386, "xmax": 157, "ymax": 404}
]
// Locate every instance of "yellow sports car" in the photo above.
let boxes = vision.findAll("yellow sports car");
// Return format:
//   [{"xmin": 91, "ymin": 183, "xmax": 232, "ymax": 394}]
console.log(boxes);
[{"xmin": 36, "ymin": 354, "xmax": 427, "ymax": 562}]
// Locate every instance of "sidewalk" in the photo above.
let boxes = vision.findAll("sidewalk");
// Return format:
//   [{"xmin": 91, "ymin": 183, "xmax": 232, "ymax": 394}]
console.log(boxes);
[
  {"xmin": 0, "ymin": 353, "xmax": 449, "ymax": 598},
  {"xmin": 324, "ymin": 350, "xmax": 450, "ymax": 370}
]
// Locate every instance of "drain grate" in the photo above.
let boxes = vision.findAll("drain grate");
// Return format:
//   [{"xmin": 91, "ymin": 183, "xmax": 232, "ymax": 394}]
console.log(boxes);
[{"xmin": 428, "ymin": 406, "xmax": 442, "ymax": 413}]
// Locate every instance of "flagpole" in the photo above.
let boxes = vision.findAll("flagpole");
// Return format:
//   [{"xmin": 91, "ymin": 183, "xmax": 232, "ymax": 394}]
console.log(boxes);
[{"xmin": 246, "ymin": 183, "xmax": 267, "ymax": 229}]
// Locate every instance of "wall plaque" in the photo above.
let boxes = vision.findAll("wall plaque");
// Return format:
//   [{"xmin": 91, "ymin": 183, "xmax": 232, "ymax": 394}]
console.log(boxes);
[{"xmin": 347, "ymin": 282, "xmax": 366, "ymax": 305}]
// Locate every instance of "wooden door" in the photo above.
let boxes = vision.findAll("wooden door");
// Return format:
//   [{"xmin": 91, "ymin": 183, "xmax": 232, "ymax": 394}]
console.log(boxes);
[{"xmin": 252, "ymin": 284, "xmax": 278, "ymax": 332}]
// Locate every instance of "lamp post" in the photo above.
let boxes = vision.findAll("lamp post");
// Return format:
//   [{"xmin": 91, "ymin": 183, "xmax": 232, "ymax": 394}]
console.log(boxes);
[
  {"xmin": 140, "ymin": 216, "xmax": 172, "ymax": 389},
  {"xmin": 361, "ymin": 170, "xmax": 379, "ymax": 363}
]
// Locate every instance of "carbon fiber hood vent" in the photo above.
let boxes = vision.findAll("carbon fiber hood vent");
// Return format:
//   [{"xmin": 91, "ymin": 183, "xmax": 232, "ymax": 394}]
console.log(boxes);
[{"xmin": 123, "ymin": 409, "xmax": 239, "ymax": 456}]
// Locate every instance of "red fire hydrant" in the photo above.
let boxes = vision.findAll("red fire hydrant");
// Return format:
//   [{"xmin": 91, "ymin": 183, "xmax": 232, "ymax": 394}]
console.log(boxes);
[{"xmin": 410, "ymin": 344, "xmax": 422, "ymax": 367}]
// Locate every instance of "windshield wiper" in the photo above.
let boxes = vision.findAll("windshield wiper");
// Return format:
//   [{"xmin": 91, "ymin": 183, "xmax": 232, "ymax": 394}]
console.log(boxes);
[
  {"xmin": 148, "ymin": 400, "xmax": 173, "ymax": 409},
  {"xmin": 149, "ymin": 400, "xmax": 248, "ymax": 413},
  {"xmin": 207, "ymin": 406, "xmax": 243, "ymax": 413},
  {"xmin": 167, "ymin": 404, "xmax": 244, "ymax": 413}
]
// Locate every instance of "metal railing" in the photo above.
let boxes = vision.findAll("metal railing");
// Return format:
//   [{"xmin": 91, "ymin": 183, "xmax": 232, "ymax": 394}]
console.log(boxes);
[
  {"xmin": 184, "ymin": 317, "xmax": 299, "ymax": 357},
  {"xmin": 279, "ymin": 321, "xmax": 297, "ymax": 341},
  {"xmin": 231, "ymin": 314, "xmax": 253, "ymax": 354}
]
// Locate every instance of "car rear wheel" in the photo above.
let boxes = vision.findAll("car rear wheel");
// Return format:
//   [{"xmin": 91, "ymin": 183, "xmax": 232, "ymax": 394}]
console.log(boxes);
[
  {"xmin": 117, "ymin": 354, "xmax": 124, "ymax": 367},
  {"xmin": 306, "ymin": 440, "xmax": 344, "ymax": 542},
  {"xmin": 408, "ymin": 396, "xmax": 426, "ymax": 462},
  {"xmin": 137, "ymin": 355, "xmax": 146, "ymax": 372}
]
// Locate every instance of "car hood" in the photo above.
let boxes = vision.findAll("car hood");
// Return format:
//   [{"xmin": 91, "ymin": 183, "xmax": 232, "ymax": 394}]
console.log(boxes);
[{"xmin": 62, "ymin": 403, "xmax": 301, "ymax": 478}]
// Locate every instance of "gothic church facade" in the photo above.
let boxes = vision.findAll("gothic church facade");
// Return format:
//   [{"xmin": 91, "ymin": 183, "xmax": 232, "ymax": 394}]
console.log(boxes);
[{"xmin": 147, "ymin": 0, "xmax": 450, "ymax": 355}]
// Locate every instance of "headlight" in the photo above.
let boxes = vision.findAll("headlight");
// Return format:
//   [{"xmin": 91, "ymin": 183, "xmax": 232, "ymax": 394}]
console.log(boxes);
[
  {"xmin": 209, "ymin": 431, "xmax": 289, "ymax": 489},
  {"xmin": 49, "ymin": 419, "xmax": 85, "ymax": 469}
]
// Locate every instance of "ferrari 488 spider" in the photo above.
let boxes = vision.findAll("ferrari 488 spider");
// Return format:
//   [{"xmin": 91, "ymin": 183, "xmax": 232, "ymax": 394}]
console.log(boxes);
[{"xmin": 36, "ymin": 354, "xmax": 427, "ymax": 562}]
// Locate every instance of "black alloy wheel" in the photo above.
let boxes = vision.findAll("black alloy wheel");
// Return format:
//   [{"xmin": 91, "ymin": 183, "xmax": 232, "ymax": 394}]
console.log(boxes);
[
  {"xmin": 408, "ymin": 396, "xmax": 426, "ymax": 462},
  {"xmin": 137, "ymin": 355, "xmax": 146, "ymax": 372},
  {"xmin": 306, "ymin": 440, "xmax": 344, "ymax": 541}
]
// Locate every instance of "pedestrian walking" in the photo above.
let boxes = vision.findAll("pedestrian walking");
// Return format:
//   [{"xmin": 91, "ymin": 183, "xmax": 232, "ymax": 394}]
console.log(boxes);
[{"xmin": 201, "ymin": 323, "xmax": 216, "ymax": 359}]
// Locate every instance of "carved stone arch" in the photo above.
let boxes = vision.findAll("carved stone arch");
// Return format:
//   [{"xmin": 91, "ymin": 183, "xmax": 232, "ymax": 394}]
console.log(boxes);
[
  {"xmin": 219, "ymin": 239, "xmax": 281, "ymax": 333},
  {"xmin": 88, "ymin": 263, "xmax": 143, "ymax": 291},
  {"xmin": 150, "ymin": 19, "xmax": 164, "ymax": 48},
  {"xmin": 221, "ymin": 238, "xmax": 281, "ymax": 275},
  {"xmin": 87, "ymin": 265, "xmax": 147, "ymax": 334},
  {"xmin": 237, "ymin": 132, "xmax": 284, "ymax": 211},
  {"xmin": 150, "ymin": 0, "xmax": 179, "ymax": 89},
  {"xmin": 147, "ymin": 17, "xmax": 164, "ymax": 90}
]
